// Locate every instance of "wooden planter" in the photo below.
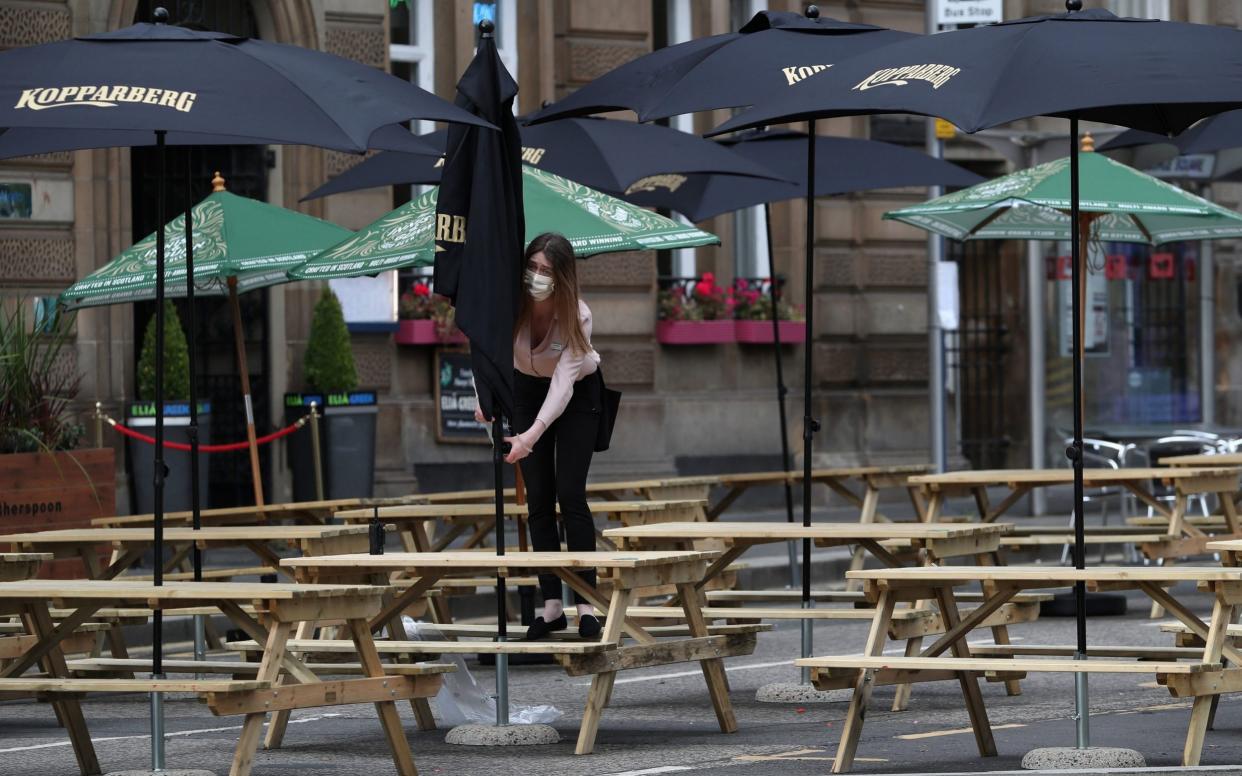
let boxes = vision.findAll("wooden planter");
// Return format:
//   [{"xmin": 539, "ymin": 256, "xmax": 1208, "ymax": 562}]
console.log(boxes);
[
  {"xmin": 0, "ymin": 448, "xmax": 115, "ymax": 578},
  {"xmin": 734, "ymin": 320, "xmax": 807, "ymax": 344},
  {"xmin": 395, "ymin": 319, "xmax": 467, "ymax": 346},
  {"xmin": 656, "ymin": 320, "xmax": 735, "ymax": 345}
]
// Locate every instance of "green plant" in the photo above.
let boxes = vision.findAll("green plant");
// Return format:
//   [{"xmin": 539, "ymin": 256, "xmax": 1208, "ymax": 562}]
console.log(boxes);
[
  {"xmin": 136, "ymin": 301, "xmax": 191, "ymax": 402},
  {"xmin": 304, "ymin": 288, "xmax": 358, "ymax": 394},
  {"xmin": 731, "ymin": 278, "xmax": 804, "ymax": 321},
  {"xmin": 0, "ymin": 300, "xmax": 83, "ymax": 453}
]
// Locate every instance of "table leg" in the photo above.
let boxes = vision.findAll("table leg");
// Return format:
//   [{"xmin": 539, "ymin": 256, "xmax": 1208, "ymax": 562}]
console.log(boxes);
[
  {"xmin": 832, "ymin": 589, "xmax": 895, "ymax": 774},
  {"xmin": 977, "ymin": 552, "xmax": 1021, "ymax": 697},
  {"xmin": 923, "ymin": 491, "xmax": 944, "ymax": 523},
  {"xmin": 348, "ymin": 617, "xmax": 419, "ymax": 776},
  {"xmin": 890, "ymin": 635, "xmax": 922, "ymax": 712},
  {"xmin": 384, "ymin": 609, "xmax": 437, "ymax": 731},
  {"xmin": 677, "ymin": 581, "xmax": 736, "ymax": 734},
  {"xmin": 230, "ymin": 620, "xmax": 293, "ymax": 776},
  {"xmin": 576, "ymin": 586, "xmax": 632, "ymax": 755},
  {"xmin": 932, "ymin": 587, "xmax": 996, "ymax": 757},
  {"xmin": 263, "ymin": 618, "xmax": 315, "ymax": 750},
  {"xmin": 80, "ymin": 547, "xmax": 138, "ymax": 677},
  {"xmin": 23, "ymin": 602, "xmax": 100, "ymax": 776},
  {"xmin": 404, "ymin": 525, "xmax": 453, "ymax": 624},
  {"xmin": 1183, "ymin": 596, "xmax": 1235, "ymax": 766},
  {"xmin": 1153, "ymin": 494, "xmax": 1188, "ymax": 619},
  {"xmin": 909, "ymin": 486, "xmax": 928, "ymax": 522},
  {"xmin": 706, "ymin": 486, "xmax": 746, "ymax": 522}
]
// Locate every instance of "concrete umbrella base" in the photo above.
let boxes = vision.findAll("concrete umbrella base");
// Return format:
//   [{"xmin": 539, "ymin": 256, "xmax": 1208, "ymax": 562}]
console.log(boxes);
[
  {"xmin": 755, "ymin": 681, "xmax": 848, "ymax": 704},
  {"xmin": 1021, "ymin": 747, "xmax": 1146, "ymax": 769},
  {"xmin": 445, "ymin": 723, "xmax": 560, "ymax": 746}
]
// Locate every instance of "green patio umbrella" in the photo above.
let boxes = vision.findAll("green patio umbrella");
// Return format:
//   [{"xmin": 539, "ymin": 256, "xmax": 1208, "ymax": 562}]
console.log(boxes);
[
  {"xmin": 62, "ymin": 173, "xmax": 353, "ymax": 505},
  {"xmin": 289, "ymin": 165, "xmax": 718, "ymax": 279},
  {"xmin": 885, "ymin": 139, "xmax": 1242, "ymax": 244}
]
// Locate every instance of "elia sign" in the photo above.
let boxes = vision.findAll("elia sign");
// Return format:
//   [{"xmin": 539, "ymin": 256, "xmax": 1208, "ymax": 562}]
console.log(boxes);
[{"xmin": 937, "ymin": 0, "xmax": 1002, "ymax": 26}]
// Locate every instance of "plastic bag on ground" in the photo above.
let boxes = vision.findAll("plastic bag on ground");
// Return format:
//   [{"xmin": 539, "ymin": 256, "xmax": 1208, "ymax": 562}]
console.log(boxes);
[{"xmin": 402, "ymin": 617, "xmax": 562, "ymax": 726}]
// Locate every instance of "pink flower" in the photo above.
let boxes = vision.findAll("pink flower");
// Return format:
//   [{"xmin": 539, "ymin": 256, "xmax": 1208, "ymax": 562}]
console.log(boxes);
[{"xmin": 413, "ymin": 281, "xmax": 431, "ymax": 297}]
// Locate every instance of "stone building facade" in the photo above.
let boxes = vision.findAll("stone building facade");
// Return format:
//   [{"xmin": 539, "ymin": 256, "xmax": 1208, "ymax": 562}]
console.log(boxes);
[{"xmin": 3, "ymin": 0, "xmax": 1240, "ymax": 509}]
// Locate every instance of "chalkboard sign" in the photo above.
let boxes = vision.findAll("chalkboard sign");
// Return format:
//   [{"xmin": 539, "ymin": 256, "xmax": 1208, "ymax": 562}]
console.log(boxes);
[{"xmin": 435, "ymin": 349, "xmax": 489, "ymax": 444}]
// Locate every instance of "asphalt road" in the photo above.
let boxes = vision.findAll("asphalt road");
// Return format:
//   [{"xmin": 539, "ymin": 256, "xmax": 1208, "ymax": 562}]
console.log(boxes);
[{"xmin": 5, "ymin": 586, "xmax": 1242, "ymax": 776}]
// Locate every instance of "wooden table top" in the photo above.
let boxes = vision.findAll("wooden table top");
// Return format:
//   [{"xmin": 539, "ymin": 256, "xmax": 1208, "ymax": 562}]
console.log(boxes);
[
  {"xmin": 0, "ymin": 579, "xmax": 379, "ymax": 601},
  {"xmin": 911, "ymin": 467, "xmax": 1240, "ymax": 487},
  {"xmin": 603, "ymin": 521, "xmax": 1010, "ymax": 541},
  {"xmin": 1205, "ymin": 538, "xmax": 1242, "ymax": 552},
  {"xmin": 1164, "ymin": 453, "xmax": 1242, "ymax": 468},
  {"xmin": 715, "ymin": 465, "xmax": 930, "ymax": 486},
  {"xmin": 1, "ymin": 526, "xmax": 370, "ymax": 545},
  {"xmin": 848, "ymin": 565, "xmax": 1242, "ymax": 585},
  {"xmin": 0, "ymin": 552, "xmax": 53, "ymax": 562},
  {"xmin": 0, "ymin": 553, "xmax": 50, "ymax": 583},
  {"xmin": 283, "ymin": 550, "xmax": 719, "ymax": 571},
  {"xmin": 92, "ymin": 496, "xmax": 426, "ymax": 527},
  {"xmin": 334, "ymin": 499, "xmax": 705, "ymax": 521}
]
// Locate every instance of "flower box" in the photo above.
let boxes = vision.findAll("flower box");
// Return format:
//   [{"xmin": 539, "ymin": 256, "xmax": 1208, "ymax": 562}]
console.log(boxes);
[
  {"xmin": 395, "ymin": 319, "xmax": 467, "ymax": 346},
  {"xmin": 656, "ymin": 320, "xmax": 735, "ymax": 345},
  {"xmin": 734, "ymin": 320, "xmax": 807, "ymax": 344}
]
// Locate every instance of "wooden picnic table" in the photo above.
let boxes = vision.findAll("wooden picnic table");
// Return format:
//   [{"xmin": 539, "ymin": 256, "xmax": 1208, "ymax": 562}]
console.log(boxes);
[
  {"xmin": 91, "ymin": 495, "xmax": 426, "ymax": 528},
  {"xmin": 422, "ymin": 464, "xmax": 930, "ymax": 522},
  {"xmin": 0, "ymin": 553, "xmax": 49, "ymax": 583},
  {"xmin": 805, "ymin": 565, "xmax": 1242, "ymax": 772},
  {"xmin": 604, "ymin": 520, "xmax": 1027, "ymax": 709},
  {"xmin": 0, "ymin": 579, "xmax": 450, "ymax": 776},
  {"xmin": 281, "ymin": 550, "xmax": 754, "ymax": 755},
  {"xmin": 913, "ymin": 467, "xmax": 1242, "ymax": 561}
]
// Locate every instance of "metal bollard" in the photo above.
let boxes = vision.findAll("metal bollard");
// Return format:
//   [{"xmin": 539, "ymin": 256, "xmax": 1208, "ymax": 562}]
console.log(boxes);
[
  {"xmin": 309, "ymin": 401, "xmax": 325, "ymax": 502},
  {"xmin": 93, "ymin": 401, "xmax": 104, "ymax": 448}
]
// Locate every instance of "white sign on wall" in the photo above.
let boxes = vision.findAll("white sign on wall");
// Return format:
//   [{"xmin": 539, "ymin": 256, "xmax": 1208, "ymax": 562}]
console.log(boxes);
[
  {"xmin": 936, "ymin": 0, "xmax": 1003, "ymax": 26},
  {"xmin": 330, "ymin": 272, "xmax": 398, "ymax": 327}
]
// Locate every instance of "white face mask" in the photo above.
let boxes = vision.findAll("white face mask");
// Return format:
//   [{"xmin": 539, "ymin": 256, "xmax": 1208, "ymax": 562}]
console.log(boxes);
[{"xmin": 524, "ymin": 269, "xmax": 555, "ymax": 301}]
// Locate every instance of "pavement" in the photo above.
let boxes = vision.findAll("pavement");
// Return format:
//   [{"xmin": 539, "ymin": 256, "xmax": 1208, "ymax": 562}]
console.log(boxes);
[{"xmin": 5, "ymin": 484, "xmax": 1227, "ymax": 776}]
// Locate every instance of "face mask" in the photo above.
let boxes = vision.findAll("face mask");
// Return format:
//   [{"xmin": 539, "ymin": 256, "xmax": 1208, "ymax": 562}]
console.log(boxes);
[{"xmin": 524, "ymin": 269, "xmax": 555, "ymax": 301}]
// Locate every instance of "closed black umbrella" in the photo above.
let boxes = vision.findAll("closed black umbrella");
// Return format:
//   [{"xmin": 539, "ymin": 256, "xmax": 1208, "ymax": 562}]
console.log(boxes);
[
  {"xmin": 529, "ymin": 8, "xmax": 916, "ymax": 686},
  {"xmin": 301, "ymin": 116, "xmax": 786, "ymax": 202},
  {"xmin": 713, "ymin": 0, "xmax": 1242, "ymax": 754},
  {"xmin": 432, "ymin": 19, "xmax": 525, "ymax": 728},
  {"xmin": 0, "ymin": 8, "xmax": 490, "ymax": 770}
]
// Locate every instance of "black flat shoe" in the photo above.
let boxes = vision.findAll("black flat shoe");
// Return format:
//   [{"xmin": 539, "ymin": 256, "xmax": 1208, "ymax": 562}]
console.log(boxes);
[
  {"xmin": 523, "ymin": 614, "xmax": 567, "ymax": 641},
  {"xmin": 578, "ymin": 614, "xmax": 602, "ymax": 639}
]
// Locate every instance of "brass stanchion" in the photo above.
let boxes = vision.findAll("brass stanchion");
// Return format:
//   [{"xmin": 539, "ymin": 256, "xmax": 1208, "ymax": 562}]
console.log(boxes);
[{"xmin": 309, "ymin": 401, "xmax": 325, "ymax": 502}]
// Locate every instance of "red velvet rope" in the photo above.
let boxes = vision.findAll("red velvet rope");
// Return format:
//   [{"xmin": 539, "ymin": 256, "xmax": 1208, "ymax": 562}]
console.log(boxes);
[{"xmin": 107, "ymin": 415, "xmax": 306, "ymax": 453}]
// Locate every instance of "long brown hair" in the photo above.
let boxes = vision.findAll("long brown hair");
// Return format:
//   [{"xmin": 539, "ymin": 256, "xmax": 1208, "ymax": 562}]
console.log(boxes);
[{"xmin": 516, "ymin": 232, "xmax": 590, "ymax": 356}]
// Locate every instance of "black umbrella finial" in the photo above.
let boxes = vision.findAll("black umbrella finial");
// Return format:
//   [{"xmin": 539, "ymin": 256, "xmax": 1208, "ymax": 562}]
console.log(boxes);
[
  {"xmin": 1066, "ymin": 0, "xmax": 1083, "ymax": 11},
  {"xmin": 479, "ymin": 18, "xmax": 494, "ymax": 37},
  {"xmin": 153, "ymin": 6, "xmax": 169, "ymax": 23},
  {"xmin": 805, "ymin": 5, "xmax": 820, "ymax": 20}
]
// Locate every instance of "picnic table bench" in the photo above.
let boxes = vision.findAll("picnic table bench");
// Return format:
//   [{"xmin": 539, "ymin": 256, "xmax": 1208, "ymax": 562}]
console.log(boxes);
[
  {"xmin": 801, "ymin": 565, "xmax": 1242, "ymax": 772},
  {"xmin": 0, "ymin": 552, "xmax": 48, "ymax": 582},
  {"xmin": 280, "ymin": 550, "xmax": 757, "ymax": 754},
  {"xmin": 421, "ymin": 464, "xmax": 930, "ymax": 522},
  {"xmin": 0, "ymin": 579, "xmax": 451, "ymax": 776}
]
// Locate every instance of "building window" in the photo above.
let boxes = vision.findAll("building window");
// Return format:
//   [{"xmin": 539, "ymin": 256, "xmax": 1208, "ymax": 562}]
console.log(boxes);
[
  {"xmin": 1108, "ymin": 0, "xmax": 1170, "ymax": 20},
  {"xmin": 389, "ymin": 0, "xmax": 435, "ymax": 210},
  {"xmin": 474, "ymin": 1, "xmax": 518, "ymax": 110}
]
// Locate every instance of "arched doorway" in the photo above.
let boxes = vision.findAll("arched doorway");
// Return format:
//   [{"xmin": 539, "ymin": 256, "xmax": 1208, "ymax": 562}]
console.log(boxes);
[{"xmin": 129, "ymin": 0, "xmax": 272, "ymax": 508}]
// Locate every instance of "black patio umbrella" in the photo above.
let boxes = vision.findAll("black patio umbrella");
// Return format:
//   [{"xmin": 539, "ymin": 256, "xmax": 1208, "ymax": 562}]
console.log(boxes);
[
  {"xmin": 0, "ymin": 7, "xmax": 491, "ymax": 769},
  {"xmin": 1102, "ymin": 109, "xmax": 1242, "ymax": 156},
  {"xmin": 712, "ymin": 1, "xmax": 1242, "ymax": 754},
  {"xmin": 301, "ymin": 116, "xmax": 787, "ymax": 202},
  {"xmin": 432, "ymin": 19, "xmax": 525, "ymax": 728},
  {"xmin": 529, "ymin": 8, "xmax": 917, "ymax": 685}
]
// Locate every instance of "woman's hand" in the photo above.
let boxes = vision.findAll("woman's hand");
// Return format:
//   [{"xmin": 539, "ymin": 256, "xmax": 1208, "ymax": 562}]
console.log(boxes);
[
  {"xmin": 503, "ymin": 431, "xmax": 534, "ymax": 464},
  {"xmin": 474, "ymin": 404, "xmax": 492, "ymax": 424}
]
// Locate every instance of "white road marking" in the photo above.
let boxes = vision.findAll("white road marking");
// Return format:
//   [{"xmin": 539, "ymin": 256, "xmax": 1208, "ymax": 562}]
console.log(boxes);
[
  {"xmin": 602, "ymin": 767, "xmax": 697, "ymax": 776},
  {"xmin": 0, "ymin": 712, "xmax": 342, "ymax": 753},
  {"xmin": 897, "ymin": 722, "xmax": 1025, "ymax": 740}
]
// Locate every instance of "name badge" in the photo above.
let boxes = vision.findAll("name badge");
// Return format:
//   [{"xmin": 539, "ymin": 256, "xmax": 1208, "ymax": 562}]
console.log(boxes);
[{"xmin": 550, "ymin": 342, "xmax": 564, "ymax": 352}]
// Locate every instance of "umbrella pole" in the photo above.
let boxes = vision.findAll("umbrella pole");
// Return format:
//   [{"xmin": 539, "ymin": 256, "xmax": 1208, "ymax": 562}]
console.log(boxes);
[
  {"xmin": 185, "ymin": 149, "xmax": 205, "ymax": 666},
  {"xmin": 150, "ymin": 128, "xmax": 167, "ymax": 772},
  {"xmin": 800, "ymin": 123, "xmax": 818, "ymax": 683},
  {"xmin": 763, "ymin": 203, "xmax": 798, "ymax": 589},
  {"xmin": 1069, "ymin": 116, "xmax": 1090, "ymax": 749},
  {"xmin": 493, "ymin": 416, "xmax": 509, "ymax": 726},
  {"xmin": 227, "ymin": 276, "xmax": 266, "ymax": 507}
]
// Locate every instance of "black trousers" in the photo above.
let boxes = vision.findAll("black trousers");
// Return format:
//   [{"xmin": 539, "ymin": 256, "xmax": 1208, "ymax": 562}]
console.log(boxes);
[{"xmin": 513, "ymin": 369, "xmax": 601, "ymax": 603}]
